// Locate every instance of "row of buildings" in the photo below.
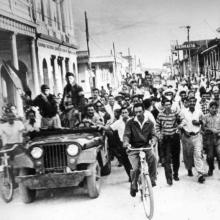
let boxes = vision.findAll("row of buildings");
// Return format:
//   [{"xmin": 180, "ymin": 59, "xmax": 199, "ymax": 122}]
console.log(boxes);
[
  {"xmin": 172, "ymin": 38, "xmax": 220, "ymax": 81},
  {"xmin": 0, "ymin": 0, "xmax": 132, "ymax": 116}
]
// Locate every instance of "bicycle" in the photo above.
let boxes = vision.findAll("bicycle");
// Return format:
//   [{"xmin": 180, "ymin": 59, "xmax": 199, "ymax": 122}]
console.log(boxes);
[
  {"xmin": 0, "ymin": 144, "xmax": 18, "ymax": 203},
  {"xmin": 127, "ymin": 145, "xmax": 154, "ymax": 220}
]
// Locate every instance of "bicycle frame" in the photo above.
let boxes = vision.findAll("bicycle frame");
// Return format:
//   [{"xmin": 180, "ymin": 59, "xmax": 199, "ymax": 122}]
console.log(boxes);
[
  {"xmin": 127, "ymin": 145, "xmax": 154, "ymax": 219},
  {"xmin": 0, "ymin": 144, "xmax": 18, "ymax": 203}
]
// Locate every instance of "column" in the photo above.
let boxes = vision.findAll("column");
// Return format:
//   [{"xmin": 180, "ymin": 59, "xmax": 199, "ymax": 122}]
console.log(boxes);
[
  {"xmin": 62, "ymin": 58, "xmax": 66, "ymax": 86},
  {"xmin": 11, "ymin": 32, "xmax": 19, "ymax": 69},
  {"xmin": 57, "ymin": 56, "xmax": 64, "ymax": 90},
  {"xmin": 31, "ymin": 38, "xmax": 40, "ymax": 95},
  {"xmin": 54, "ymin": 56, "xmax": 62, "ymax": 94}
]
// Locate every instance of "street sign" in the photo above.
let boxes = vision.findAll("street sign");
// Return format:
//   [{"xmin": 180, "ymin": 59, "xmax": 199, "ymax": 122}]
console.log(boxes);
[{"xmin": 175, "ymin": 43, "xmax": 197, "ymax": 50}]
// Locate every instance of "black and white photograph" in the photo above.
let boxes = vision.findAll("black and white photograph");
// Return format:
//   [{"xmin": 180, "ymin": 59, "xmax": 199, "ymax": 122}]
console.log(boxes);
[{"xmin": 0, "ymin": 0, "xmax": 220, "ymax": 220}]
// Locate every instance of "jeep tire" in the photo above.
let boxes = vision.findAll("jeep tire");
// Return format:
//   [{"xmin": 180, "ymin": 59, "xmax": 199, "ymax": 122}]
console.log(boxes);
[
  {"xmin": 19, "ymin": 168, "xmax": 36, "ymax": 204},
  {"xmin": 87, "ymin": 161, "xmax": 101, "ymax": 198}
]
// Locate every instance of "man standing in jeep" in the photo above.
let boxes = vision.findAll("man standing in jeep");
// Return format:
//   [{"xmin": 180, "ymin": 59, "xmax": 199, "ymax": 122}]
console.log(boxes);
[
  {"xmin": 32, "ymin": 84, "xmax": 61, "ymax": 129},
  {"xmin": 60, "ymin": 72, "xmax": 85, "ymax": 128}
]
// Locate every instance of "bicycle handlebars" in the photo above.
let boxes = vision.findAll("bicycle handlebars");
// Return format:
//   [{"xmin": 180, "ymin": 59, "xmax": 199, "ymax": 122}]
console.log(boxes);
[{"xmin": 127, "ymin": 144, "xmax": 153, "ymax": 151}]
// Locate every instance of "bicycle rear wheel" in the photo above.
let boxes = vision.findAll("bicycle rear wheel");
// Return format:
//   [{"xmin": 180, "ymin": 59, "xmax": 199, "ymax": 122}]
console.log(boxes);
[
  {"xmin": 140, "ymin": 174, "xmax": 154, "ymax": 219},
  {"xmin": 0, "ymin": 166, "xmax": 14, "ymax": 203}
]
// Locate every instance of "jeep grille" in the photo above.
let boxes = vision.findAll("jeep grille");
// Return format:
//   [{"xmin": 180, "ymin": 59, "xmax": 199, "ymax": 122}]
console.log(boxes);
[{"xmin": 43, "ymin": 144, "xmax": 67, "ymax": 172}]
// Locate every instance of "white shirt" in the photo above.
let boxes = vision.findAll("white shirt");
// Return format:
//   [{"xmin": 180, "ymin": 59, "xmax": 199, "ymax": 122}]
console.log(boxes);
[
  {"xmin": 0, "ymin": 121, "xmax": 24, "ymax": 146},
  {"xmin": 105, "ymin": 103, "xmax": 121, "ymax": 124},
  {"xmin": 144, "ymin": 110, "xmax": 156, "ymax": 127},
  {"xmin": 24, "ymin": 120, "xmax": 40, "ymax": 132},
  {"xmin": 180, "ymin": 108, "xmax": 203, "ymax": 133},
  {"xmin": 134, "ymin": 115, "xmax": 149, "ymax": 130},
  {"xmin": 110, "ymin": 117, "xmax": 127, "ymax": 142}
]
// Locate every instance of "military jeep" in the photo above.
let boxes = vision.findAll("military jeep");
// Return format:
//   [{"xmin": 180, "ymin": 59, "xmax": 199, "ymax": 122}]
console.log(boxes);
[{"xmin": 14, "ymin": 127, "xmax": 111, "ymax": 203}]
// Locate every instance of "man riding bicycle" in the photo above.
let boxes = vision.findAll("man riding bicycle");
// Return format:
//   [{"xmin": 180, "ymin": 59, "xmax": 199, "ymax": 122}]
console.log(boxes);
[{"xmin": 123, "ymin": 103, "xmax": 157, "ymax": 197}]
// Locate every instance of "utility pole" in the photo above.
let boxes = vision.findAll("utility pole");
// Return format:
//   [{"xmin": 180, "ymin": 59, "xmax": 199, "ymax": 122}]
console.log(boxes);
[
  {"xmin": 186, "ymin": 25, "xmax": 192, "ymax": 77},
  {"xmin": 176, "ymin": 40, "xmax": 181, "ymax": 78},
  {"xmin": 85, "ymin": 11, "xmax": 90, "ymax": 58},
  {"xmin": 180, "ymin": 25, "xmax": 192, "ymax": 78},
  {"xmin": 85, "ymin": 11, "xmax": 94, "ymax": 89},
  {"xmin": 128, "ymin": 48, "xmax": 131, "ymax": 74},
  {"xmin": 113, "ymin": 42, "xmax": 118, "ymax": 87}
]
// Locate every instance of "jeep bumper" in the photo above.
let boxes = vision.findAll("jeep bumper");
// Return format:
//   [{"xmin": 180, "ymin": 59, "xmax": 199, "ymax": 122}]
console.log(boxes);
[{"xmin": 16, "ymin": 170, "xmax": 92, "ymax": 190}]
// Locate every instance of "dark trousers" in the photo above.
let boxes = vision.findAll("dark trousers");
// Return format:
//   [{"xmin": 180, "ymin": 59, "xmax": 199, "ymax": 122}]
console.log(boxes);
[
  {"xmin": 106, "ymin": 130, "xmax": 132, "ymax": 178},
  {"xmin": 205, "ymin": 133, "xmax": 220, "ymax": 171},
  {"xmin": 128, "ymin": 149, "xmax": 157, "ymax": 184},
  {"xmin": 161, "ymin": 133, "xmax": 180, "ymax": 180}
]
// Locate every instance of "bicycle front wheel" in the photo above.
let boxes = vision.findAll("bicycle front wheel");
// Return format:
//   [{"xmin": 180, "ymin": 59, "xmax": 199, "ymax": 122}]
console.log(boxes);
[
  {"xmin": 140, "ymin": 174, "xmax": 154, "ymax": 219},
  {"xmin": 0, "ymin": 166, "xmax": 14, "ymax": 203}
]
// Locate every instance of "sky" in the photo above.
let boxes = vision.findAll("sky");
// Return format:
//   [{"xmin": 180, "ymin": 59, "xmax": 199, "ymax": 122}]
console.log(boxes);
[{"xmin": 73, "ymin": 0, "xmax": 220, "ymax": 68}]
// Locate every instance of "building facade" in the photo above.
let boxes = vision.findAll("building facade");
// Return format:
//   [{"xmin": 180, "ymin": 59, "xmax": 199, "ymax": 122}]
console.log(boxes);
[
  {"xmin": 0, "ymin": 0, "xmax": 78, "ymax": 116},
  {"xmin": 175, "ymin": 39, "xmax": 220, "ymax": 80},
  {"xmin": 0, "ymin": 0, "xmax": 38, "ymax": 116},
  {"xmin": 33, "ymin": 0, "xmax": 78, "ymax": 95},
  {"xmin": 77, "ymin": 51, "xmax": 129, "ymax": 97}
]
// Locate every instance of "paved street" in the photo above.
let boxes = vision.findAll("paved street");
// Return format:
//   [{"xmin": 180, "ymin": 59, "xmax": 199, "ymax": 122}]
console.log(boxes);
[{"xmin": 1, "ymin": 160, "xmax": 220, "ymax": 220}]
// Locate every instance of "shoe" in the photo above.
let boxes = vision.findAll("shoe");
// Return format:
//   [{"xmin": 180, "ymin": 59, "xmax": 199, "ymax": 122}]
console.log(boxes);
[
  {"xmin": 208, "ymin": 169, "xmax": 213, "ymax": 176},
  {"xmin": 0, "ymin": 165, "xmax": 4, "ymax": 172},
  {"xmin": 151, "ymin": 181, "xmax": 156, "ymax": 187},
  {"xmin": 130, "ymin": 188, "xmax": 137, "ymax": 197},
  {"xmin": 173, "ymin": 175, "xmax": 180, "ymax": 181},
  {"xmin": 188, "ymin": 169, "xmax": 193, "ymax": 177},
  {"xmin": 167, "ymin": 178, "xmax": 173, "ymax": 185},
  {"xmin": 198, "ymin": 175, "xmax": 205, "ymax": 183}
]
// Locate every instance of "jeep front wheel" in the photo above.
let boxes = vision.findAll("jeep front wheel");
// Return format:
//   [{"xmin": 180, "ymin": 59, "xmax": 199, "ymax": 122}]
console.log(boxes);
[
  {"xmin": 19, "ymin": 169, "xmax": 36, "ymax": 204},
  {"xmin": 86, "ymin": 161, "xmax": 101, "ymax": 198}
]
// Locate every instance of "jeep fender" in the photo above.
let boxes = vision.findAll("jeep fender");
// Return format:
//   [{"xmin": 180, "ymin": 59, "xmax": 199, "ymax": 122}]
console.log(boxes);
[
  {"xmin": 77, "ymin": 146, "xmax": 101, "ymax": 164},
  {"xmin": 12, "ymin": 152, "xmax": 34, "ymax": 168}
]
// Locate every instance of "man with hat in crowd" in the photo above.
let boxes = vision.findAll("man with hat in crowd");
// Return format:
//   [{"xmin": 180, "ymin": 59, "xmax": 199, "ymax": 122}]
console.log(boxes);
[
  {"xmin": 32, "ymin": 84, "xmax": 61, "ymax": 129},
  {"xmin": 155, "ymin": 88, "xmax": 180, "ymax": 113},
  {"xmin": 60, "ymin": 72, "xmax": 85, "ymax": 128}
]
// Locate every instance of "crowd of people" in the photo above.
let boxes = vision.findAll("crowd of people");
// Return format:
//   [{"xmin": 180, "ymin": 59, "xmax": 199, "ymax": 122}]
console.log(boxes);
[{"xmin": 1, "ymin": 70, "xmax": 220, "ymax": 198}]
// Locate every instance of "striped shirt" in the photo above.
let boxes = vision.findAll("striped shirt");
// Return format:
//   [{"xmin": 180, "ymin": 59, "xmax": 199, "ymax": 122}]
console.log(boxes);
[
  {"xmin": 156, "ymin": 110, "xmax": 179, "ymax": 137},
  {"xmin": 203, "ymin": 113, "xmax": 220, "ymax": 130},
  {"xmin": 199, "ymin": 100, "xmax": 209, "ymax": 115}
]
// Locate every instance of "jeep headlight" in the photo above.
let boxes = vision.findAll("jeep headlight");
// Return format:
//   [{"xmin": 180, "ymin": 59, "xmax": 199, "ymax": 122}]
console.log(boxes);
[
  {"xmin": 66, "ymin": 144, "xmax": 79, "ymax": 156},
  {"xmin": 31, "ymin": 147, "xmax": 43, "ymax": 159}
]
